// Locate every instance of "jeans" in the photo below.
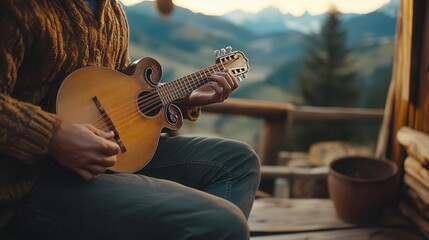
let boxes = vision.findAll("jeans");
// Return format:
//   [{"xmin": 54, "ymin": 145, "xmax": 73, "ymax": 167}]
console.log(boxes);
[{"xmin": 7, "ymin": 135, "xmax": 261, "ymax": 240}]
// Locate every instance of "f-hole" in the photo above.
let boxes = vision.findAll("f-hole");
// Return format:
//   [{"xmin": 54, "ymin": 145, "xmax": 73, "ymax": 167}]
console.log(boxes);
[{"xmin": 145, "ymin": 67, "xmax": 157, "ymax": 86}]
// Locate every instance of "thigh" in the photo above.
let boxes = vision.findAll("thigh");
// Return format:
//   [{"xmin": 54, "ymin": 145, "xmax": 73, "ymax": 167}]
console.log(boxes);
[
  {"xmin": 141, "ymin": 135, "xmax": 258, "ymax": 187},
  {"xmin": 7, "ymin": 165, "xmax": 247, "ymax": 240},
  {"xmin": 139, "ymin": 135, "xmax": 261, "ymax": 218}
]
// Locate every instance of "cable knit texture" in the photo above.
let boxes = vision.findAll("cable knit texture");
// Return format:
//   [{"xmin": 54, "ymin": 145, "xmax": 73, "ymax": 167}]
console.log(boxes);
[{"xmin": 0, "ymin": 0, "xmax": 200, "ymax": 227}]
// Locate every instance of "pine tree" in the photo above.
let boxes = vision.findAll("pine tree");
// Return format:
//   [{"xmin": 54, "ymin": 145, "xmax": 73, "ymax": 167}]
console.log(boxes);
[
  {"xmin": 299, "ymin": 9, "xmax": 360, "ymax": 107},
  {"xmin": 290, "ymin": 9, "xmax": 362, "ymax": 150}
]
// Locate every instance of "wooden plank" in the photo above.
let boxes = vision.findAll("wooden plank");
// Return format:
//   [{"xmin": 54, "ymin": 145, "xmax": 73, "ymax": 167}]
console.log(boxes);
[
  {"xmin": 259, "ymin": 119, "xmax": 286, "ymax": 165},
  {"xmin": 290, "ymin": 106, "xmax": 383, "ymax": 121},
  {"xmin": 399, "ymin": 202, "xmax": 429, "ymax": 239},
  {"xmin": 412, "ymin": 0, "xmax": 429, "ymax": 133},
  {"xmin": 375, "ymin": 64, "xmax": 396, "ymax": 159},
  {"xmin": 404, "ymin": 174, "xmax": 429, "ymax": 205},
  {"xmin": 406, "ymin": 187, "xmax": 429, "ymax": 220},
  {"xmin": 261, "ymin": 165, "xmax": 328, "ymax": 180},
  {"xmin": 250, "ymin": 228, "xmax": 424, "ymax": 240},
  {"xmin": 202, "ymin": 98, "xmax": 292, "ymax": 120},
  {"xmin": 388, "ymin": 0, "xmax": 414, "ymax": 167},
  {"xmin": 249, "ymin": 199, "xmax": 411, "ymax": 234},
  {"xmin": 404, "ymin": 157, "xmax": 429, "ymax": 189}
]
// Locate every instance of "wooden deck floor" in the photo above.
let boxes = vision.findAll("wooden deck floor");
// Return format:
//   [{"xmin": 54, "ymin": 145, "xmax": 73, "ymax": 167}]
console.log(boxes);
[{"xmin": 248, "ymin": 198, "xmax": 424, "ymax": 240}]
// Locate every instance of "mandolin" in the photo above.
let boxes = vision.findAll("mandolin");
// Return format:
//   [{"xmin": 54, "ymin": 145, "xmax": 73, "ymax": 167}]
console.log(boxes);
[{"xmin": 50, "ymin": 47, "xmax": 249, "ymax": 173}]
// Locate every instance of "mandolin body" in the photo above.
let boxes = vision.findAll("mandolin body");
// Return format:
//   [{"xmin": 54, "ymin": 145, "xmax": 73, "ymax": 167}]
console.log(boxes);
[{"xmin": 52, "ymin": 58, "xmax": 182, "ymax": 173}]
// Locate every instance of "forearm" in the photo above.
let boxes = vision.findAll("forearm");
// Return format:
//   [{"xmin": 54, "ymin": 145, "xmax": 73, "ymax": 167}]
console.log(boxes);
[{"xmin": 0, "ymin": 94, "xmax": 60, "ymax": 164}]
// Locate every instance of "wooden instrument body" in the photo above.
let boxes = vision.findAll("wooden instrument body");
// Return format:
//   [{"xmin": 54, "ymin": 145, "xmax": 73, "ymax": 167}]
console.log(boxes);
[{"xmin": 53, "ymin": 58, "xmax": 182, "ymax": 173}]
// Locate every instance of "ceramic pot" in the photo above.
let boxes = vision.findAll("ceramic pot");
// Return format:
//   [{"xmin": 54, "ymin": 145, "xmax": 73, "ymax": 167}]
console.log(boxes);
[{"xmin": 328, "ymin": 156, "xmax": 398, "ymax": 224}]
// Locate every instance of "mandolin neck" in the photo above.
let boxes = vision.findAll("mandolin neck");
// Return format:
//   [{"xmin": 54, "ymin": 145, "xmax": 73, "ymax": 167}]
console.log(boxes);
[{"xmin": 156, "ymin": 62, "xmax": 224, "ymax": 104}]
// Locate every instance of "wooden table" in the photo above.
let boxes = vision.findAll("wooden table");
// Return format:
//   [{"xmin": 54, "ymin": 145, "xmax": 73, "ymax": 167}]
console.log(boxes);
[{"xmin": 249, "ymin": 198, "xmax": 424, "ymax": 240}]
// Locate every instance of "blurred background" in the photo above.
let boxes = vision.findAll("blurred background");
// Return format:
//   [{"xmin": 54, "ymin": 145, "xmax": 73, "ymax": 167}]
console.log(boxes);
[{"xmin": 119, "ymin": 0, "xmax": 398, "ymax": 154}]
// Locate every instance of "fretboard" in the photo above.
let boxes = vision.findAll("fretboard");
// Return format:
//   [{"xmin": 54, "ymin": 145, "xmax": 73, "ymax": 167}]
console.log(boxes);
[{"xmin": 156, "ymin": 63, "xmax": 224, "ymax": 104}]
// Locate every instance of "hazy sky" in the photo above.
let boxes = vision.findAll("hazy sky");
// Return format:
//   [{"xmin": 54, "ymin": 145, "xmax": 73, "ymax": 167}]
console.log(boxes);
[{"xmin": 120, "ymin": 0, "xmax": 391, "ymax": 16}]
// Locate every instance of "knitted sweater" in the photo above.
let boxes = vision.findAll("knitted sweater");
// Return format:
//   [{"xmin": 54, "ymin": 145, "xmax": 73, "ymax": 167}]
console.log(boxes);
[{"xmin": 0, "ymin": 0, "xmax": 199, "ymax": 226}]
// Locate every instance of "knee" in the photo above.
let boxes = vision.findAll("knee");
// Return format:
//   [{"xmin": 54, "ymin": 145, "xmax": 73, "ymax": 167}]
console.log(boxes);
[
  {"xmin": 224, "ymin": 139, "xmax": 260, "ymax": 163},
  {"xmin": 228, "ymin": 140, "xmax": 261, "ymax": 180},
  {"xmin": 200, "ymin": 202, "xmax": 249, "ymax": 240}
]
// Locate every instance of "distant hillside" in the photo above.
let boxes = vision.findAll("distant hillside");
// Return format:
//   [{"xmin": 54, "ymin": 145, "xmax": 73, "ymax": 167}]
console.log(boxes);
[
  {"xmin": 123, "ymin": 1, "xmax": 397, "ymax": 106},
  {"xmin": 344, "ymin": 11, "xmax": 397, "ymax": 45}
]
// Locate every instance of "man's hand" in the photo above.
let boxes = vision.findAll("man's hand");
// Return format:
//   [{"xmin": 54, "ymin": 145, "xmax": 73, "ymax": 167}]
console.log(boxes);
[
  {"xmin": 188, "ymin": 70, "xmax": 239, "ymax": 107},
  {"xmin": 49, "ymin": 122, "xmax": 120, "ymax": 181}
]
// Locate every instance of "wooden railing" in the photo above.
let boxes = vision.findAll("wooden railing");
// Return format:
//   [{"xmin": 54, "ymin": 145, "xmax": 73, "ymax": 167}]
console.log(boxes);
[{"xmin": 203, "ymin": 98, "xmax": 385, "ymax": 166}]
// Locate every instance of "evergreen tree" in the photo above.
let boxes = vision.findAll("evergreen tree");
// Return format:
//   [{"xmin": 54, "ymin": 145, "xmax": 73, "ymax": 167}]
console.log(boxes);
[
  {"xmin": 289, "ymin": 9, "xmax": 363, "ymax": 150},
  {"xmin": 299, "ymin": 9, "xmax": 360, "ymax": 107}
]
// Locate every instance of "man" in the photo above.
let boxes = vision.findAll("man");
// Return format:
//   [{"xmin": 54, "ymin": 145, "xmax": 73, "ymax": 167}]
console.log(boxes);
[{"xmin": 0, "ymin": 0, "xmax": 261, "ymax": 239}]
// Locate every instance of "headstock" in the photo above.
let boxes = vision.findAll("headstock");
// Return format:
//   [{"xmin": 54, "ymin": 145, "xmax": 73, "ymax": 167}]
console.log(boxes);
[{"xmin": 214, "ymin": 46, "xmax": 250, "ymax": 81}]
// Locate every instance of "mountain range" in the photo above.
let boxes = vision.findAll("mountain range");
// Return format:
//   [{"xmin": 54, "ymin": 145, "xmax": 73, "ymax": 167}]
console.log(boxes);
[
  {"xmin": 222, "ymin": 0, "xmax": 399, "ymax": 35},
  {"xmin": 122, "ymin": 1, "xmax": 397, "ymax": 105}
]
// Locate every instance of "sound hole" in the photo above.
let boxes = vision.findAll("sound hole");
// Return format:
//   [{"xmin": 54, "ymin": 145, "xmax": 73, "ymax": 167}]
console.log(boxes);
[{"xmin": 137, "ymin": 90, "xmax": 163, "ymax": 117}]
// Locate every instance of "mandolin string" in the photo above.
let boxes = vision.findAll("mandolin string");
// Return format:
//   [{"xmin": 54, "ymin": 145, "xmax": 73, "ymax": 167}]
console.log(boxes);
[
  {"xmin": 93, "ymin": 76, "xmax": 210, "ymax": 131},
  {"xmin": 92, "ymin": 64, "xmax": 225, "ymax": 130},
  {"xmin": 85, "ymin": 60, "xmax": 226, "ymax": 126},
  {"xmin": 93, "ymin": 64, "xmax": 226, "ymax": 130},
  {"xmin": 91, "ymin": 90, "xmax": 159, "ymax": 126},
  {"xmin": 97, "ymin": 64, "xmax": 226, "ymax": 131},
  {"xmin": 91, "ymin": 81, "xmax": 190, "ymax": 129},
  {"xmin": 91, "ymin": 64, "xmax": 220, "ymax": 126},
  {"xmin": 97, "ymin": 70, "xmax": 214, "ymax": 130},
  {"xmin": 111, "ymin": 68, "xmax": 221, "ymax": 131},
  {"xmin": 91, "ymin": 66, "xmax": 215, "ymax": 128},
  {"xmin": 90, "ymin": 70, "xmax": 204, "ymax": 128}
]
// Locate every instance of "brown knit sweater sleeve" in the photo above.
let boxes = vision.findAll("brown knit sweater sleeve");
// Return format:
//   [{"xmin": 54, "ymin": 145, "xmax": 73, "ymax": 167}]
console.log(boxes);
[{"xmin": 0, "ymin": 11, "xmax": 60, "ymax": 164}]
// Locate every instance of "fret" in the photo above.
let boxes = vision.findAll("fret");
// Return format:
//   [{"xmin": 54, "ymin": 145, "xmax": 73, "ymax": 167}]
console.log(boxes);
[{"xmin": 155, "ymin": 50, "xmax": 248, "ymax": 105}]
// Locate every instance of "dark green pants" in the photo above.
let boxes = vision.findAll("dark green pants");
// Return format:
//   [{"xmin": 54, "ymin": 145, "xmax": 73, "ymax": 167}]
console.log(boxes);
[{"xmin": 8, "ymin": 135, "xmax": 261, "ymax": 239}]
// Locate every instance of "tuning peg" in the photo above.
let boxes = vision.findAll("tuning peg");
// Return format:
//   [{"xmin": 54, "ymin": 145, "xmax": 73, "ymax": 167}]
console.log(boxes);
[
  {"xmin": 226, "ymin": 46, "xmax": 232, "ymax": 53},
  {"xmin": 237, "ymin": 76, "xmax": 243, "ymax": 82},
  {"xmin": 242, "ymin": 73, "xmax": 248, "ymax": 79},
  {"xmin": 221, "ymin": 48, "xmax": 226, "ymax": 55},
  {"xmin": 214, "ymin": 50, "xmax": 220, "ymax": 57}
]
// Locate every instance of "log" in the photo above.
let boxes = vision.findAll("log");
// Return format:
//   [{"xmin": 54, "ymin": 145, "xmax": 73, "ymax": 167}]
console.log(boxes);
[
  {"xmin": 406, "ymin": 187, "xmax": 429, "ymax": 220},
  {"xmin": 404, "ymin": 174, "xmax": 429, "ymax": 205},
  {"xmin": 397, "ymin": 127, "xmax": 429, "ymax": 164},
  {"xmin": 404, "ymin": 157, "xmax": 429, "ymax": 189}
]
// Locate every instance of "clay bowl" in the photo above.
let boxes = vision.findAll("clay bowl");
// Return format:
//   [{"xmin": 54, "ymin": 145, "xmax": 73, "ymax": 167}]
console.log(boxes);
[{"xmin": 328, "ymin": 156, "xmax": 399, "ymax": 224}]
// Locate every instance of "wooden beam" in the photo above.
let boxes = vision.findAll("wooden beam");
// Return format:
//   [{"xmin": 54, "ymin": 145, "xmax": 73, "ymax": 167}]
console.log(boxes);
[
  {"xmin": 260, "ymin": 165, "xmax": 328, "ymax": 180},
  {"xmin": 291, "ymin": 106, "xmax": 384, "ymax": 121},
  {"xmin": 202, "ymin": 98, "xmax": 292, "ymax": 120}
]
